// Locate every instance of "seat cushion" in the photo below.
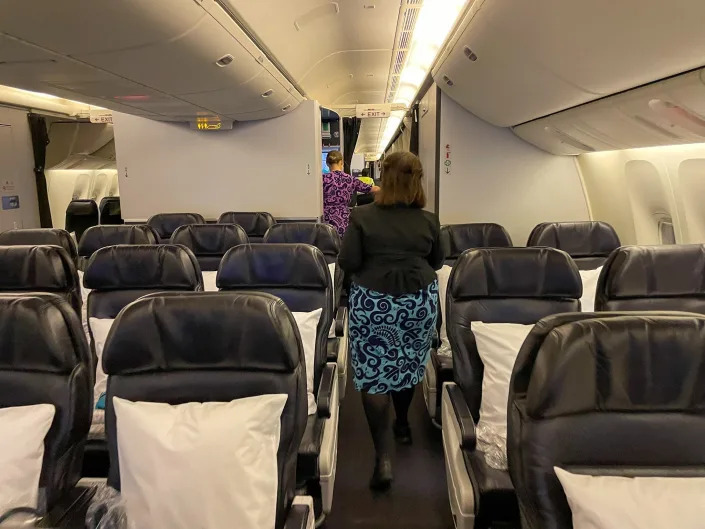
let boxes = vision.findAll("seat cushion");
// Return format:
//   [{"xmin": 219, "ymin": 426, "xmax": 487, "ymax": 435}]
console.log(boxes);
[{"xmin": 463, "ymin": 449, "xmax": 519, "ymax": 524}]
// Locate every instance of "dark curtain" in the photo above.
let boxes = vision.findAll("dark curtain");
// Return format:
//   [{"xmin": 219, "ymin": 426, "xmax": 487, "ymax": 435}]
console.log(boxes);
[
  {"xmin": 409, "ymin": 105, "xmax": 420, "ymax": 156},
  {"xmin": 342, "ymin": 117, "xmax": 361, "ymax": 174},
  {"xmin": 27, "ymin": 114, "xmax": 52, "ymax": 227}
]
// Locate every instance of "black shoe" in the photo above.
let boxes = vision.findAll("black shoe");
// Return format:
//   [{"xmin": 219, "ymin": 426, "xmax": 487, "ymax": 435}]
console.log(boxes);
[
  {"xmin": 393, "ymin": 421, "xmax": 413, "ymax": 445},
  {"xmin": 369, "ymin": 457, "xmax": 393, "ymax": 491}
]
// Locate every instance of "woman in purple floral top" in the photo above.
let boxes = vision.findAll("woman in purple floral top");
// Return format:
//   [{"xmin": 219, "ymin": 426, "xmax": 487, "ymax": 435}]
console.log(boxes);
[{"xmin": 323, "ymin": 151, "xmax": 379, "ymax": 237}]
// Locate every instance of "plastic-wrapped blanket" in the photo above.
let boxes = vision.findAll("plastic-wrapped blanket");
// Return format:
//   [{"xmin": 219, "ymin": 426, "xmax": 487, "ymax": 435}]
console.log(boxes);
[{"xmin": 477, "ymin": 423, "xmax": 508, "ymax": 470}]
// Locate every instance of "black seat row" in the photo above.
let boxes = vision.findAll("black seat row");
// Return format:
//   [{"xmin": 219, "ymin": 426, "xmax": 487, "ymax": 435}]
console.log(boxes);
[
  {"xmin": 441, "ymin": 242, "xmax": 705, "ymax": 528},
  {"xmin": 146, "ymin": 211, "xmax": 275, "ymax": 243},
  {"xmin": 0, "ymin": 291, "xmax": 315, "ymax": 528}
]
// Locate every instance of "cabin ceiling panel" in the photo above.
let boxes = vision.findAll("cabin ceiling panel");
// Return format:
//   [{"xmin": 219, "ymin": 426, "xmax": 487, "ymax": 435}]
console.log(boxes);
[
  {"xmin": 221, "ymin": 0, "xmax": 401, "ymax": 106},
  {"xmin": 435, "ymin": 0, "xmax": 705, "ymax": 127}
]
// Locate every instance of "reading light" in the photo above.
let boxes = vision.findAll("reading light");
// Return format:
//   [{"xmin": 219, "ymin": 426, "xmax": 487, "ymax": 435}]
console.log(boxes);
[{"xmin": 376, "ymin": 0, "xmax": 468, "ymax": 154}]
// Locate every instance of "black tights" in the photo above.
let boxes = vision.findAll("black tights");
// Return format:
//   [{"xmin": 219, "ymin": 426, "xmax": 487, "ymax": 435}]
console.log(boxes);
[{"xmin": 361, "ymin": 386, "xmax": 415, "ymax": 458}]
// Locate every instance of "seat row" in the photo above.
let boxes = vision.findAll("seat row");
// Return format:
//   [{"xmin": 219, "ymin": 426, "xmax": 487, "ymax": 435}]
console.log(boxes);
[
  {"xmin": 0, "ymin": 290, "xmax": 316, "ymax": 529},
  {"xmin": 0, "ymin": 239, "xmax": 343, "ymax": 523},
  {"xmin": 440, "ymin": 242, "xmax": 705, "ymax": 528}
]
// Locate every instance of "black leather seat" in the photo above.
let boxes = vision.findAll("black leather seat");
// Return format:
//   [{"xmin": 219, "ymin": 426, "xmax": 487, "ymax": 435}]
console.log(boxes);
[
  {"xmin": 527, "ymin": 221, "xmax": 620, "ymax": 270},
  {"xmin": 217, "ymin": 243, "xmax": 338, "ymax": 518},
  {"xmin": 98, "ymin": 197, "xmax": 123, "ymax": 225},
  {"xmin": 595, "ymin": 244, "xmax": 705, "ymax": 313},
  {"xmin": 147, "ymin": 212, "xmax": 205, "ymax": 243},
  {"xmin": 218, "ymin": 211, "xmax": 275, "ymax": 243},
  {"xmin": 0, "ymin": 245, "xmax": 81, "ymax": 315},
  {"xmin": 100, "ymin": 292, "xmax": 313, "ymax": 528},
  {"xmin": 442, "ymin": 247, "xmax": 581, "ymax": 528},
  {"xmin": 263, "ymin": 223, "xmax": 348, "ymax": 397},
  {"xmin": 508, "ymin": 312, "xmax": 705, "ymax": 529},
  {"xmin": 0, "ymin": 228, "xmax": 78, "ymax": 264},
  {"xmin": 77, "ymin": 225, "xmax": 159, "ymax": 270},
  {"xmin": 0, "ymin": 293, "xmax": 92, "ymax": 519},
  {"xmin": 65, "ymin": 200, "xmax": 99, "ymax": 243},
  {"xmin": 81, "ymin": 244, "xmax": 203, "ymax": 476},
  {"xmin": 170, "ymin": 223, "xmax": 249, "ymax": 278},
  {"xmin": 426, "ymin": 223, "xmax": 514, "ymax": 427}
]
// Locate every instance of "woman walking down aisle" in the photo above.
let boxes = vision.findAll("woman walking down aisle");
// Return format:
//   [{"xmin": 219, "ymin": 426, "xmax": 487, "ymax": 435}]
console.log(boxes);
[
  {"xmin": 339, "ymin": 151, "xmax": 444, "ymax": 491},
  {"xmin": 323, "ymin": 150, "xmax": 379, "ymax": 237}
]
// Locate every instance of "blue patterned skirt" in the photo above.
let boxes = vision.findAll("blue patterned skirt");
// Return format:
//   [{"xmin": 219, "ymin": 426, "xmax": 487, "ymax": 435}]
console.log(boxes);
[{"xmin": 349, "ymin": 280, "xmax": 439, "ymax": 394}]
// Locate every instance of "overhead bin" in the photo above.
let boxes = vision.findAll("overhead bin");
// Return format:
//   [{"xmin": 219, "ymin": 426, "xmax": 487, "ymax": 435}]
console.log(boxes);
[
  {"xmin": 0, "ymin": 0, "xmax": 304, "ymax": 122},
  {"xmin": 432, "ymin": 0, "xmax": 705, "ymax": 127},
  {"xmin": 513, "ymin": 69, "xmax": 705, "ymax": 155}
]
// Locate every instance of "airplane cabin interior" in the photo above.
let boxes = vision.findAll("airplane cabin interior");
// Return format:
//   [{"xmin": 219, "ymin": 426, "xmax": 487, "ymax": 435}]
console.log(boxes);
[{"xmin": 1, "ymin": 1, "xmax": 705, "ymax": 529}]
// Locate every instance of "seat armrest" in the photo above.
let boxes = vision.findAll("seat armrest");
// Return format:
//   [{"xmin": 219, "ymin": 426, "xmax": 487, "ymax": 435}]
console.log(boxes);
[
  {"xmin": 317, "ymin": 363, "xmax": 337, "ymax": 418},
  {"xmin": 446, "ymin": 383, "xmax": 476, "ymax": 451},
  {"xmin": 284, "ymin": 504, "xmax": 310, "ymax": 529},
  {"xmin": 335, "ymin": 306, "xmax": 347, "ymax": 337},
  {"xmin": 326, "ymin": 338, "xmax": 339, "ymax": 362}
]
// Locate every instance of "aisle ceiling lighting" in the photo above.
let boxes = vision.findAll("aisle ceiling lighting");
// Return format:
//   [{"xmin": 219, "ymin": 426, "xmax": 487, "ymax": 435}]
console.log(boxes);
[{"xmin": 375, "ymin": 0, "xmax": 469, "ymax": 157}]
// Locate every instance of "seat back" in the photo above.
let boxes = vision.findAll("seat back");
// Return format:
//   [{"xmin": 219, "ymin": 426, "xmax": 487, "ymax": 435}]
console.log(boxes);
[
  {"xmin": 77, "ymin": 225, "xmax": 159, "ymax": 269},
  {"xmin": 218, "ymin": 211, "xmax": 275, "ymax": 243},
  {"xmin": 147, "ymin": 212, "xmax": 205, "ymax": 243},
  {"xmin": 170, "ymin": 224, "xmax": 249, "ymax": 271},
  {"xmin": 103, "ymin": 292, "xmax": 307, "ymax": 528},
  {"xmin": 441, "ymin": 223, "xmax": 513, "ymax": 265},
  {"xmin": 0, "ymin": 245, "xmax": 81, "ymax": 314},
  {"xmin": 527, "ymin": 221, "xmax": 620, "ymax": 270},
  {"xmin": 217, "ymin": 243, "xmax": 333, "ymax": 393},
  {"xmin": 448, "ymin": 247, "xmax": 581, "ymax": 419},
  {"xmin": 98, "ymin": 197, "xmax": 123, "ymax": 225},
  {"xmin": 508, "ymin": 312, "xmax": 705, "ymax": 529},
  {"xmin": 83, "ymin": 245, "xmax": 203, "ymax": 321},
  {"xmin": 263, "ymin": 223, "xmax": 340, "ymax": 265},
  {"xmin": 0, "ymin": 293, "xmax": 91, "ymax": 510},
  {"xmin": 65, "ymin": 199, "xmax": 99, "ymax": 242},
  {"xmin": 595, "ymin": 244, "xmax": 705, "ymax": 313},
  {"xmin": 0, "ymin": 228, "xmax": 78, "ymax": 264}
]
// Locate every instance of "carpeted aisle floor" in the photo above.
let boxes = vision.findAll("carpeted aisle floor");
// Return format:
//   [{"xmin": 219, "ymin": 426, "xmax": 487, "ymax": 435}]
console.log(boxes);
[{"xmin": 325, "ymin": 380, "xmax": 454, "ymax": 528}]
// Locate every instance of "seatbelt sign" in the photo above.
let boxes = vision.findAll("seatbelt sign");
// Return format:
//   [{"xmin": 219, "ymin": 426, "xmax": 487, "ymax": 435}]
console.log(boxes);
[{"xmin": 356, "ymin": 104, "xmax": 392, "ymax": 119}]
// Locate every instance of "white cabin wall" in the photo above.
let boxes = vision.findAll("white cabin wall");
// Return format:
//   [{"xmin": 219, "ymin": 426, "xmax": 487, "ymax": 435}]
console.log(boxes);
[
  {"xmin": 437, "ymin": 93, "xmax": 589, "ymax": 245},
  {"xmin": 113, "ymin": 100, "xmax": 323, "ymax": 221},
  {"xmin": 0, "ymin": 107, "xmax": 40, "ymax": 230},
  {"xmin": 418, "ymin": 84, "xmax": 438, "ymax": 213},
  {"xmin": 578, "ymin": 143, "xmax": 705, "ymax": 245}
]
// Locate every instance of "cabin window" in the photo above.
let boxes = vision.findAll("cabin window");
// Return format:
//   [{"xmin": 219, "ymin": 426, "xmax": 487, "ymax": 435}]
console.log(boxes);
[{"xmin": 658, "ymin": 218, "xmax": 676, "ymax": 245}]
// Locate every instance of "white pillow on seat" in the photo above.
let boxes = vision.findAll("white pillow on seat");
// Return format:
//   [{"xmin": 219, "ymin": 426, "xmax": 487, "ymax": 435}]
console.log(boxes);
[
  {"xmin": 579, "ymin": 266, "xmax": 602, "ymax": 312},
  {"xmin": 114, "ymin": 395, "xmax": 287, "ymax": 529},
  {"xmin": 436, "ymin": 265, "xmax": 453, "ymax": 355},
  {"xmin": 89, "ymin": 317, "xmax": 114, "ymax": 406},
  {"xmin": 0, "ymin": 404, "xmax": 55, "ymax": 514},
  {"xmin": 555, "ymin": 466, "xmax": 705, "ymax": 529},
  {"xmin": 202, "ymin": 270, "xmax": 218, "ymax": 292},
  {"xmin": 327, "ymin": 263, "xmax": 337, "ymax": 339},
  {"xmin": 472, "ymin": 322, "xmax": 532, "ymax": 468},
  {"xmin": 293, "ymin": 309, "xmax": 322, "ymax": 415}
]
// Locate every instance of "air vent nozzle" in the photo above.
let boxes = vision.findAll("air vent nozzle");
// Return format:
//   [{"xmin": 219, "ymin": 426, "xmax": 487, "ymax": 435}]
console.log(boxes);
[
  {"xmin": 442, "ymin": 75, "xmax": 454, "ymax": 87},
  {"xmin": 215, "ymin": 55, "xmax": 234, "ymax": 67},
  {"xmin": 282, "ymin": 104, "xmax": 292, "ymax": 111},
  {"xmin": 262, "ymin": 89, "xmax": 274, "ymax": 98},
  {"xmin": 463, "ymin": 46, "xmax": 478, "ymax": 62}
]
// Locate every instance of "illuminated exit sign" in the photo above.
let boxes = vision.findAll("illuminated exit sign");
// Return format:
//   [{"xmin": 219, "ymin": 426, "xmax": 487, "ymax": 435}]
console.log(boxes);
[{"xmin": 356, "ymin": 104, "xmax": 392, "ymax": 119}]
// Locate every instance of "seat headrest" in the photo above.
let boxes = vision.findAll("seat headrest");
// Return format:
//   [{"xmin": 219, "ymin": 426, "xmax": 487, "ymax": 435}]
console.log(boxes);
[
  {"xmin": 99, "ymin": 197, "xmax": 122, "ymax": 224},
  {"xmin": 170, "ymin": 224, "xmax": 249, "ymax": 256},
  {"xmin": 0, "ymin": 245, "xmax": 78, "ymax": 292},
  {"xmin": 0, "ymin": 228, "xmax": 78, "ymax": 261},
  {"xmin": 147, "ymin": 213, "xmax": 205, "ymax": 238},
  {"xmin": 263, "ymin": 223, "xmax": 340, "ymax": 257},
  {"xmin": 597, "ymin": 245, "xmax": 705, "ymax": 302},
  {"xmin": 513, "ymin": 312, "xmax": 705, "ymax": 419},
  {"xmin": 217, "ymin": 212, "xmax": 275, "ymax": 237},
  {"xmin": 103, "ymin": 292, "xmax": 301, "ymax": 375},
  {"xmin": 66, "ymin": 199, "xmax": 98, "ymax": 217},
  {"xmin": 217, "ymin": 244, "xmax": 329, "ymax": 290},
  {"xmin": 0, "ymin": 293, "xmax": 87, "ymax": 372},
  {"xmin": 84, "ymin": 244, "xmax": 202, "ymax": 290},
  {"xmin": 77, "ymin": 225, "xmax": 158, "ymax": 257},
  {"xmin": 441, "ymin": 223, "xmax": 512, "ymax": 259},
  {"xmin": 527, "ymin": 221, "xmax": 620, "ymax": 258},
  {"xmin": 449, "ymin": 247, "xmax": 582, "ymax": 300}
]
